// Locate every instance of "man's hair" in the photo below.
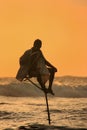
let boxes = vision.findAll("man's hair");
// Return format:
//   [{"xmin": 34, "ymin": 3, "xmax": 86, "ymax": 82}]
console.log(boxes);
[{"xmin": 33, "ymin": 39, "xmax": 42, "ymax": 48}]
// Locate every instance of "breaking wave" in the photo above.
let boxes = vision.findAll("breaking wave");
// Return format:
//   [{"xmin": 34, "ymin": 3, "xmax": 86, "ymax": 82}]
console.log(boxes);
[{"xmin": 0, "ymin": 76, "xmax": 87, "ymax": 97}]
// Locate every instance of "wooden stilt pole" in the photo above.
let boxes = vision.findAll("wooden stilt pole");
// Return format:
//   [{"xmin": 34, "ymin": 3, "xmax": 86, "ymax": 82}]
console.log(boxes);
[
  {"xmin": 45, "ymin": 92, "xmax": 51, "ymax": 125},
  {"xmin": 27, "ymin": 78, "xmax": 42, "ymax": 90},
  {"xmin": 27, "ymin": 78, "xmax": 51, "ymax": 125}
]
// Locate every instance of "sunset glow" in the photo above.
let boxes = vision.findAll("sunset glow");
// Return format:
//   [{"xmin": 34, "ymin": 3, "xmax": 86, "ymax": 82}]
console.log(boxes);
[{"xmin": 0, "ymin": 0, "xmax": 87, "ymax": 77}]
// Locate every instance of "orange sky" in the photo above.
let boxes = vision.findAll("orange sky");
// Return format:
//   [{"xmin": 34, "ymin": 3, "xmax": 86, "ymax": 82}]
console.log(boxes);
[{"xmin": 0, "ymin": 0, "xmax": 87, "ymax": 77}]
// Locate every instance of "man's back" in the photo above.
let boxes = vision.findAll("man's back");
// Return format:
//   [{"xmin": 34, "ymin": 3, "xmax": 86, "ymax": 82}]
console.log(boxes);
[{"xmin": 19, "ymin": 49, "xmax": 32, "ymax": 66}]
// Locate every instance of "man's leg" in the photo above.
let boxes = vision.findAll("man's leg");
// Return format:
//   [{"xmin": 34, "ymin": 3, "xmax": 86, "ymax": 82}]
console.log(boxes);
[
  {"xmin": 47, "ymin": 68, "xmax": 55, "ymax": 95},
  {"xmin": 37, "ymin": 74, "xmax": 48, "ymax": 92}
]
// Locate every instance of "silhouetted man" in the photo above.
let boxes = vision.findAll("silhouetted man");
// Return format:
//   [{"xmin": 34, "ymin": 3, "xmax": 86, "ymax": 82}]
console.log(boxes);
[{"xmin": 16, "ymin": 39, "xmax": 57, "ymax": 95}]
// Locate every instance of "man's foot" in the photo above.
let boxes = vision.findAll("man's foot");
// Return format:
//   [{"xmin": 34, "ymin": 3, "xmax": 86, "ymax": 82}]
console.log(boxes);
[
  {"xmin": 42, "ymin": 87, "xmax": 48, "ymax": 93},
  {"xmin": 47, "ymin": 88, "xmax": 55, "ymax": 95}
]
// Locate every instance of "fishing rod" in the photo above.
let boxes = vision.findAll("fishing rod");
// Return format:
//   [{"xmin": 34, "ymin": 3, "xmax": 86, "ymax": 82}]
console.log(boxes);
[{"xmin": 27, "ymin": 78, "xmax": 51, "ymax": 125}]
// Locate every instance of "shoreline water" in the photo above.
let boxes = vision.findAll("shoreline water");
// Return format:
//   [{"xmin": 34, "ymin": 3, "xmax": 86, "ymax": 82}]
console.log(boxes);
[
  {"xmin": 0, "ymin": 76, "xmax": 87, "ymax": 129},
  {"xmin": 0, "ymin": 96, "xmax": 87, "ymax": 130}
]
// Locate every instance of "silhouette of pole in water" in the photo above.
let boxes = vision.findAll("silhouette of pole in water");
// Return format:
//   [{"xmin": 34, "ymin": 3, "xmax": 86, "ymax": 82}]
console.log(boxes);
[
  {"xmin": 27, "ymin": 78, "xmax": 51, "ymax": 125},
  {"xmin": 44, "ymin": 92, "xmax": 51, "ymax": 124}
]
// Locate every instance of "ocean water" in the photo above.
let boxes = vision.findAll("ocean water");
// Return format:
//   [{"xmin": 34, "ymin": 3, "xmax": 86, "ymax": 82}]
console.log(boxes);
[
  {"xmin": 0, "ymin": 76, "xmax": 87, "ymax": 129},
  {"xmin": 0, "ymin": 96, "xmax": 87, "ymax": 130},
  {"xmin": 0, "ymin": 76, "xmax": 87, "ymax": 97}
]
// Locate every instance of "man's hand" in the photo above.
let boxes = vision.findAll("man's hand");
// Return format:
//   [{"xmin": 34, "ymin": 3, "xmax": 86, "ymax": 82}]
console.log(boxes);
[{"xmin": 53, "ymin": 67, "xmax": 57, "ymax": 72}]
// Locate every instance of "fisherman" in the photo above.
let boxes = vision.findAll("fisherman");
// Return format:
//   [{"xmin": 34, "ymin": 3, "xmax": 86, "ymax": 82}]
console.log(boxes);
[{"xmin": 16, "ymin": 39, "xmax": 57, "ymax": 95}]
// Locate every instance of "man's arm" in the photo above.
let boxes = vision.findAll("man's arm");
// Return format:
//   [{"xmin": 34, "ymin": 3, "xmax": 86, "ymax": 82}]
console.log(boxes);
[
  {"xmin": 45, "ymin": 60, "xmax": 57, "ymax": 72},
  {"xmin": 41, "ymin": 51, "xmax": 57, "ymax": 72}
]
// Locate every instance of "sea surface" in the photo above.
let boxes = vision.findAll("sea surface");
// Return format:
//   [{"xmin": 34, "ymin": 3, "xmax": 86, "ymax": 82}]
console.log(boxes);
[
  {"xmin": 0, "ymin": 76, "xmax": 87, "ymax": 129},
  {"xmin": 0, "ymin": 96, "xmax": 87, "ymax": 130}
]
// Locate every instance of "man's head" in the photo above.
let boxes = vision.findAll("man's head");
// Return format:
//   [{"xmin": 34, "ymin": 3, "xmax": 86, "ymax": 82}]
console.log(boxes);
[{"xmin": 33, "ymin": 39, "xmax": 42, "ymax": 49}]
